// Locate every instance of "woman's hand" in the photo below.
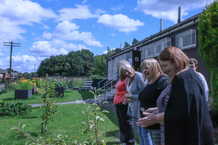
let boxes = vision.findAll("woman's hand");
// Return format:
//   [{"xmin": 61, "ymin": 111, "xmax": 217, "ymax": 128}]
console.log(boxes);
[
  {"xmin": 123, "ymin": 98, "xmax": 129, "ymax": 104},
  {"xmin": 145, "ymin": 107, "xmax": 158, "ymax": 114},
  {"xmin": 124, "ymin": 93, "xmax": 131, "ymax": 98},
  {"xmin": 136, "ymin": 113, "xmax": 158, "ymax": 127},
  {"xmin": 127, "ymin": 98, "xmax": 133, "ymax": 103}
]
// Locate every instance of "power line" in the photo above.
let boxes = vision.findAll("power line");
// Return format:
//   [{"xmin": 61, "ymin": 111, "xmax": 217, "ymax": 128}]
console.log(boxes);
[
  {"xmin": 3, "ymin": 41, "xmax": 20, "ymax": 84},
  {"xmin": 103, "ymin": 0, "xmax": 125, "ymax": 9}
]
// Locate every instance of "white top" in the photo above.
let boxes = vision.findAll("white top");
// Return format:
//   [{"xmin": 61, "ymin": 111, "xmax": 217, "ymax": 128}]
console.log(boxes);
[
  {"xmin": 197, "ymin": 72, "xmax": 209, "ymax": 102},
  {"xmin": 127, "ymin": 82, "xmax": 132, "ymax": 95}
]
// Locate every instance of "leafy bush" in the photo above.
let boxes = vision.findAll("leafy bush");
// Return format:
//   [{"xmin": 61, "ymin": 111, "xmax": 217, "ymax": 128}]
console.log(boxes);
[
  {"xmin": 0, "ymin": 79, "xmax": 5, "ymax": 84},
  {"xmin": 14, "ymin": 78, "xmax": 34, "ymax": 90},
  {"xmin": 31, "ymin": 78, "xmax": 44, "ymax": 88},
  {"xmin": 54, "ymin": 79, "xmax": 63, "ymax": 87},
  {"xmin": 198, "ymin": 1, "xmax": 218, "ymax": 113},
  {"xmin": 0, "ymin": 100, "xmax": 32, "ymax": 116}
]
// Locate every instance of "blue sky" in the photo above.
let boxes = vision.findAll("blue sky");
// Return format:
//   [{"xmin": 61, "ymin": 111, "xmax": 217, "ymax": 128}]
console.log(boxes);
[{"xmin": 0, "ymin": 0, "xmax": 213, "ymax": 73}]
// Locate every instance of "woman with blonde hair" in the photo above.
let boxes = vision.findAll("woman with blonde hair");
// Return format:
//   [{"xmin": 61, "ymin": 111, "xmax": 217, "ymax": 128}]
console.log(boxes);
[
  {"xmin": 119, "ymin": 60, "xmax": 152, "ymax": 145},
  {"xmin": 137, "ymin": 58, "xmax": 169, "ymax": 145},
  {"xmin": 137, "ymin": 46, "xmax": 214, "ymax": 145},
  {"xmin": 114, "ymin": 60, "xmax": 135, "ymax": 144}
]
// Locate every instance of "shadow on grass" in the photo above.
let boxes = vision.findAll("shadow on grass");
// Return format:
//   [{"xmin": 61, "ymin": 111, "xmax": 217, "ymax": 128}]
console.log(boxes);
[
  {"xmin": 105, "ymin": 130, "xmax": 121, "ymax": 144},
  {"xmin": 2, "ymin": 98, "xmax": 14, "ymax": 101},
  {"xmin": 77, "ymin": 91, "xmax": 94, "ymax": 100},
  {"xmin": 21, "ymin": 116, "xmax": 38, "ymax": 119},
  {"xmin": 101, "ymin": 105, "xmax": 118, "ymax": 127}
]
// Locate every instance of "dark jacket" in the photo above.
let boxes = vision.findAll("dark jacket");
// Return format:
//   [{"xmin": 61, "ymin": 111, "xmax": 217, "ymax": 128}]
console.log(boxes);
[{"xmin": 164, "ymin": 68, "xmax": 214, "ymax": 145}]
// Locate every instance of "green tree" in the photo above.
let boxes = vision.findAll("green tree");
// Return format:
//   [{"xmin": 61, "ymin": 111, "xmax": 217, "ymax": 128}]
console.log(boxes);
[
  {"xmin": 93, "ymin": 54, "xmax": 107, "ymax": 76},
  {"xmin": 67, "ymin": 51, "xmax": 84, "ymax": 76},
  {"xmin": 124, "ymin": 42, "xmax": 130, "ymax": 48},
  {"xmin": 198, "ymin": 1, "xmax": 218, "ymax": 113},
  {"xmin": 6, "ymin": 68, "xmax": 18, "ymax": 73},
  {"xmin": 23, "ymin": 72, "xmax": 31, "ymax": 79},
  {"xmin": 18, "ymin": 73, "xmax": 23, "ymax": 79},
  {"xmin": 114, "ymin": 48, "xmax": 121, "ymax": 53},
  {"xmin": 78, "ymin": 49, "xmax": 95, "ymax": 76},
  {"xmin": 106, "ymin": 47, "xmax": 115, "ymax": 56},
  {"xmin": 132, "ymin": 38, "xmax": 139, "ymax": 45}
]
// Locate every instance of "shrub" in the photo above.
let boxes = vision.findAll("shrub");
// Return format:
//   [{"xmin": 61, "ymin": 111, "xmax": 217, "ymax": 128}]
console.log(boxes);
[
  {"xmin": 198, "ymin": 1, "xmax": 218, "ymax": 113},
  {"xmin": 0, "ymin": 100, "xmax": 32, "ymax": 116},
  {"xmin": 14, "ymin": 78, "xmax": 34, "ymax": 90}
]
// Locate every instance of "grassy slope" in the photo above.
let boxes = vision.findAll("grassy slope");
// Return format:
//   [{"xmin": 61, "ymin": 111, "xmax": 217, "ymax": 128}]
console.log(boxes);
[{"xmin": 0, "ymin": 104, "xmax": 120, "ymax": 145}]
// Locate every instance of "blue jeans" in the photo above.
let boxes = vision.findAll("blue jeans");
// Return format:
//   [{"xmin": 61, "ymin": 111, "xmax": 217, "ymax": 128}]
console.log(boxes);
[{"xmin": 137, "ymin": 126, "xmax": 152, "ymax": 145}]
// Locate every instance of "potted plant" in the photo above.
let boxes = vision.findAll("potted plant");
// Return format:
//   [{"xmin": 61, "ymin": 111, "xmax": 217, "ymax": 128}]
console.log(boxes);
[
  {"xmin": 54, "ymin": 80, "xmax": 64, "ymax": 97},
  {"xmin": 14, "ymin": 78, "xmax": 34, "ymax": 99}
]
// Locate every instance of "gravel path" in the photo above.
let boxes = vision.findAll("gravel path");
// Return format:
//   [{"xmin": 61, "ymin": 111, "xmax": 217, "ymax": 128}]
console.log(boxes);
[
  {"xmin": 0, "ymin": 83, "xmax": 5, "ymax": 91},
  {"xmin": 29, "ymin": 98, "xmax": 116, "ymax": 113}
]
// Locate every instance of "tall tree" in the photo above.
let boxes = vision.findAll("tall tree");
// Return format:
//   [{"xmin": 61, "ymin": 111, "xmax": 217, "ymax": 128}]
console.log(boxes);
[
  {"xmin": 79, "ymin": 49, "xmax": 95, "ymax": 76},
  {"xmin": 93, "ymin": 54, "xmax": 107, "ymax": 76},
  {"xmin": 124, "ymin": 42, "xmax": 130, "ymax": 48},
  {"xmin": 132, "ymin": 38, "xmax": 139, "ymax": 45},
  {"xmin": 198, "ymin": 1, "xmax": 218, "ymax": 113}
]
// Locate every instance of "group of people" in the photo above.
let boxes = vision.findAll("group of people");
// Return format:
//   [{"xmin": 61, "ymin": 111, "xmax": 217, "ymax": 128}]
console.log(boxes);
[{"xmin": 113, "ymin": 46, "xmax": 214, "ymax": 145}]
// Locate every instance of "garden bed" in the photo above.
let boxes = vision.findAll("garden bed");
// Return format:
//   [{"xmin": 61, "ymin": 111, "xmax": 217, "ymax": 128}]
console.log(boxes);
[{"xmin": 15, "ymin": 89, "xmax": 32, "ymax": 99}]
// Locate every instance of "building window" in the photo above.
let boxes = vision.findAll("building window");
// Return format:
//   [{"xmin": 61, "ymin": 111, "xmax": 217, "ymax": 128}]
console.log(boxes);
[
  {"xmin": 155, "ymin": 38, "xmax": 171, "ymax": 55},
  {"xmin": 176, "ymin": 29, "xmax": 196, "ymax": 50},
  {"xmin": 146, "ymin": 47, "xmax": 154, "ymax": 58},
  {"xmin": 139, "ymin": 38, "xmax": 171, "ymax": 61},
  {"xmin": 155, "ymin": 43, "xmax": 162, "ymax": 55}
]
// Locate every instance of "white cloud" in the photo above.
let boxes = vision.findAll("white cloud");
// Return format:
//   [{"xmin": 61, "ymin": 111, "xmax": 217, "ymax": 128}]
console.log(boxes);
[
  {"xmin": 0, "ymin": 0, "xmax": 57, "ymax": 41},
  {"xmin": 58, "ymin": 4, "xmax": 99, "ymax": 21},
  {"xmin": 54, "ymin": 20, "xmax": 79, "ymax": 34},
  {"xmin": 28, "ymin": 41, "xmax": 68, "ymax": 57},
  {"xmin": 110, "ymin": 33, "xmax": 116, "ymax": 36},
  {"xmin": 28, "ymin": 39, "xmax": 89, "ymax": 57},
  {"xmin": 1, "ymin": 54, "xmax": 38, "ymax": 72},
  {"xmin": 0, "ymin": 0, "xmax": 57, "ymax": 25},
  {"xmin": 0, "ymin": 49, "xmax": 4, "ymax": 56},
  {"xmin": 82, "ymin": 0, "xmax": 88, "ymax": 4},
  {"xmin": 97, "ymin": 14, "xmax": 145, "ymax": 32},
  {"xmin": 111, "ymin": 6, "xmax": 124, "ymax": 11},
  {"xmin": 42, "ymin": 20, "xmax": 103, "ymax": 47},
  {"xmin": 135, "ymin": 0, "xmax": 213, "ymax": 23},
  {"xmin": 0, "ymin": 18, "xmax": 26, "ymax": 41},
  {"xmin": 41, "ymin": 24, "xmax": 50, "ymax": 29}
]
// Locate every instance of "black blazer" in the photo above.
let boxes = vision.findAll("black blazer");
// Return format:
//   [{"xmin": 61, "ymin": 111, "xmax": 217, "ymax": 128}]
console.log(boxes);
[{"xmin": 164, "ymin": 68, "xmax": 214, "ymax": 145}]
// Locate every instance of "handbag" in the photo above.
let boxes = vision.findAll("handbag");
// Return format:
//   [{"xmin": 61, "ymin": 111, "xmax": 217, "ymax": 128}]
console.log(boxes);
[{"xmin": 207, "ymin": 95, "xmax": 214, "ymax": 112}]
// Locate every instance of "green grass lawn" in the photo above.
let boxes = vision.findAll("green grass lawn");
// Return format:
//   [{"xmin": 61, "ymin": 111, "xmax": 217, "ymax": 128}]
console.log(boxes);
[
  {"xmin": 0, "ymin": 90, "xmax": 140, "ymax": 144},
  {"xmin": 0, "ymin": 104, "xmax": 122, "ymax": 145},
  {"xmin": 0, "ymin": 90, "xmax": 94, "ymax": 104}
]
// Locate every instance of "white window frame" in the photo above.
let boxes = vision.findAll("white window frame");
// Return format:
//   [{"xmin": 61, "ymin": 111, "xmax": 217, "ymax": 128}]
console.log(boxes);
[
  {"xmin": 155, "ymin": 43, "xmax": 163, "ymax": 56},
  {"xmin": 145, "ymin": 44, "xmax": 154, "ymax": 58},
  {"xmin": 140, "ymin": 38, "xmax": 171, "ymax": 61},
  {"xmin": 176, "ymin": 29, "xmax": 196, "ymax": 50}
]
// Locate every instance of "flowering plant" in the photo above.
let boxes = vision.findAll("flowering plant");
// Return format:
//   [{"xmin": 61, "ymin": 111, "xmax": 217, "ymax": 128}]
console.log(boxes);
[
  {"xmin": 14, "ymin": 78, "xmax": 35, "ymax": 90},
  {"xmin": 31, "ymin": 78, "xmax": 44, "ymax": 88}
]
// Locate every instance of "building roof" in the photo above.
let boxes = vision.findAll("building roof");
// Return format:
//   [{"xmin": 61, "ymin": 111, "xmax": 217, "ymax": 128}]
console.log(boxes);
[
  {"xmin": 105, "ymin": 12, "xmax": 201, "ymax": 60},
  {"xmin": 0, "ymin": 68, "xmax": 7, "ymax": 74},
  {"xmin": 11, "ymin": 72, "xmax": 19, "ymax": 77}
]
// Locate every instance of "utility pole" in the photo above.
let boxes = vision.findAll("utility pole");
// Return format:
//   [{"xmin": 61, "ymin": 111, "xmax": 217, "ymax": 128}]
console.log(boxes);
[{"xmin": 3, "ymin": 41, "xmax": 20, "ymax": 84}]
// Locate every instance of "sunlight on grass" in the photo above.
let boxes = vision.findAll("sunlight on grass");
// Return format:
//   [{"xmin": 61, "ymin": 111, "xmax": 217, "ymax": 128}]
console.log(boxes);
[{"xmin": 0, "ymin": 104, "xmax": 120, "ymax": 144}]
